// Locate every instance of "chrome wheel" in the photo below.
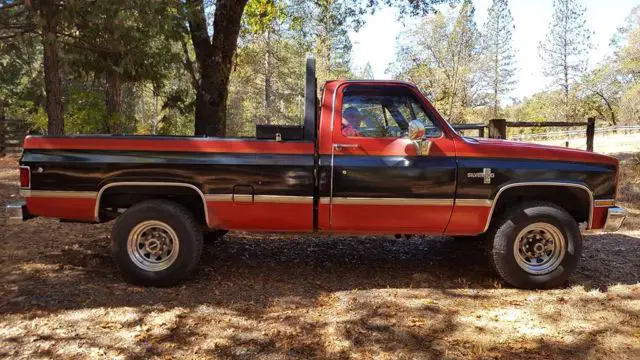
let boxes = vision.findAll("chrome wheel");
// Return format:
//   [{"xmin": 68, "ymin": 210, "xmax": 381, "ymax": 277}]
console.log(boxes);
[
  {"xmin": 127, "ymin": 220, "xmax": 179, "ymax": 271},
  {"xmin": 513, "ymin": 222, "xmax": 566, "ymax": 275}
]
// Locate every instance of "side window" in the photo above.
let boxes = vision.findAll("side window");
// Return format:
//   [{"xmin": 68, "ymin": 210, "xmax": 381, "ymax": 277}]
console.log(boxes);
[{"xmin": 341, "ymin": 91, "xmax": 442, "ymax": 138}]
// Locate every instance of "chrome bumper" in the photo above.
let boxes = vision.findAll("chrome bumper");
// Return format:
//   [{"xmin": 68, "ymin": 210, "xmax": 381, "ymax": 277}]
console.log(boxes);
[
  {"xmin": 5, "ymin": 201, "xmax": 29, "ymax": 225},
  {"xmin": 603, "ymin": 206, "xmax": 627, "ymax": 232}
]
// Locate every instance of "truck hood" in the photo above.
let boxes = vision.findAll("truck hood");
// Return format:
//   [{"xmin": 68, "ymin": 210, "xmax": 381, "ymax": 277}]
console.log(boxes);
[{"xmin": 456, "ymin": 137, "xmax": 618, "ymax": 166}]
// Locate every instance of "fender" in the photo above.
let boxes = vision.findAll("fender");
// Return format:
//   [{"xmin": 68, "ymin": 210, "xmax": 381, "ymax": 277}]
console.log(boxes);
[
  {"xmin": 95, "ymin": 182, "xmax": 210, "ymax": 227},
  {"xmin": 483, "ymin": 181, "xmax": 594, "ymax": 232}
]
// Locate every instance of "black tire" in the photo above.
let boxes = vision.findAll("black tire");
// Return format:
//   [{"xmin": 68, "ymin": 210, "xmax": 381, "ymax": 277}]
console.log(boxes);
[
  {"xmin": 111, "ymin": 199, "xmax": 203, "ymax": 286},
  {"xmin": 488, "ymin": 201, "xmax": 582, "ymax": 289}
]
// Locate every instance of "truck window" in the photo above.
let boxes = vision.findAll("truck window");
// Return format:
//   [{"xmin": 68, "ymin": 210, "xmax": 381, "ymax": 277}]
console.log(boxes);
[{"xmin": 341, "ymin": 92, "xmax": 442, "ymax": 138}]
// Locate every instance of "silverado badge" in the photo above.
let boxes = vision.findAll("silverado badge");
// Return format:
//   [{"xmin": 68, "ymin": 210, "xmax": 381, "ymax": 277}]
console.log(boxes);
[{"xmin": 467, "ymin": 168, "xmax": 495, "ymax": 184}]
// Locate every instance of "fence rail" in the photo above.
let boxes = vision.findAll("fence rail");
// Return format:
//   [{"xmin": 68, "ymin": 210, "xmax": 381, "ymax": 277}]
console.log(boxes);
[
  {"xmin": 453, "ymin": 118, "xmax": 597, "ymax": 152},
  {"xmin": 511, "ymin": 124, "xmax": 640, "ymax": 141}
]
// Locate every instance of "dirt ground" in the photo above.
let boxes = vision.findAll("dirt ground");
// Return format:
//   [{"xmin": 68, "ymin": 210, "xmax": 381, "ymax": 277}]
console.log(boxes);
[{"xmin": 1, "ymin": 155, "xmax": 639, "ymax": 359}]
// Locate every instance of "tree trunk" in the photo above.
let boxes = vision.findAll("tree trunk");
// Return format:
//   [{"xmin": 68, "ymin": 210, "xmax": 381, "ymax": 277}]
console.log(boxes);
[
  {"xmin": 41, "ymin": 0, "xmax": 64, "ymax": 135},
  {"xmin": 264, "ymin": 30, "xmax": 272, "ymax": 124},
  {"xmin": 105, "ymin": 70, "xmax": 123, "ymax": 133},
  {"xmin": 186, "ymin": 0, "xmax": 248, "ymax": 137}
]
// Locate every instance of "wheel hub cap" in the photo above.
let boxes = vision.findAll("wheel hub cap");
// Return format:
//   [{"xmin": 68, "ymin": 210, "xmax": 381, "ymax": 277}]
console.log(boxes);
[
  {"xmin": 514, "ymin": 223, "xmax": 566, "ymax": 275},
  {"xmin": 127, "ymin": 220, "xmax": 180, "ymax": 272}
]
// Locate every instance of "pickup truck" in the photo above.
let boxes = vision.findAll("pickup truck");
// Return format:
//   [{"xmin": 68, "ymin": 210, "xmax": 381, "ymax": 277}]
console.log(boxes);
[{"xmin": 6, "ymin": 58, "xmax": 627, "ymax": 289}]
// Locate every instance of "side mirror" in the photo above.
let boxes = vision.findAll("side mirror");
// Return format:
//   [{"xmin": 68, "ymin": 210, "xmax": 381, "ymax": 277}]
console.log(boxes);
[
  {"xmin": 408, "ymin": 120, "xmax": 426, "ymax": 141},
  {"xmin": 408, "ymin": 120, "xmax": 431, "ymax": 156}
]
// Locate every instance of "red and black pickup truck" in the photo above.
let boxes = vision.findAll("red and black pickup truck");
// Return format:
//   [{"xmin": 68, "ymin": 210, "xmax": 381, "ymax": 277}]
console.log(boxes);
[{"xmin": 7, "ymin": 58, "xmax": 627, "ymax": 288}]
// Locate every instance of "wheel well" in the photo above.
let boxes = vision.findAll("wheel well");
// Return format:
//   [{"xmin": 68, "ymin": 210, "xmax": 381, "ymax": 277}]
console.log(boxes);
[
  {"xmin": 97, "ymin": 184, "xmax": 208, "ymax": 226},
  {"xmin": 490, "ymin": 185, "xmax": 591, "ymax": 229}
]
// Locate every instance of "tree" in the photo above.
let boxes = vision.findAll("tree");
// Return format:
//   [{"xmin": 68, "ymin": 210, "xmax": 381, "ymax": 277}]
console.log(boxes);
[
  {"xmin": 482, "ymin": 0, "xmax": 516, "ymax": 117},
  {"xmin": 615, "ymin": 6, "xmax": 640, "ymax": 124},
  {"xmin": 184, "ymin": 0, "xmax": 452, "ymax": 137},
  {"xmin": 615, "ymin": 5, "xmax": 640, "ymax": 81},
  {"xmin": 184, "ymin": 0, "xmax": 250, "ymax": 137},
  {"xmin": 0, "ymin": 0, "xmax": 65, "ymax": 134},
  {"xmin": 577, "ymin": 60, "xmax": 622, "ymax": 125},
  {"xmin": 389, "ymin": 0, "xmax": 483, "ymax": 123},
  {"xmin": 538, "ymin": 0, "xmax": 592, "ymax": 120},
  {"xmin": 64, "ymin": 0, "xmax": 182, "ymax": 133},
  {"xmin": 359, "ymin": 61, "xmax": 375, "ymax": 79}
]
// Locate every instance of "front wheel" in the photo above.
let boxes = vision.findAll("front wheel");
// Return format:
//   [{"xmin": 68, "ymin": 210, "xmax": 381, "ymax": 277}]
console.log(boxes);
[
  {"xmin": 489, "ymin": 201, "xmax": 582, "ymax": 289},
  {"xmin": 111, "ymin": 199, "xmax": 203, "ymax": 286}
]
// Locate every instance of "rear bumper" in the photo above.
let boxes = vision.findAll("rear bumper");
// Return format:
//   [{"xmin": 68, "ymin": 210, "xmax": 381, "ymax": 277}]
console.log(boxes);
[
  {"xmin": 603, "ymin": 206, "xmax": 627, "ymax": 232},
  {"xmin": 5, "ymin": 201, "xmax": 33, "ymax": 224}
]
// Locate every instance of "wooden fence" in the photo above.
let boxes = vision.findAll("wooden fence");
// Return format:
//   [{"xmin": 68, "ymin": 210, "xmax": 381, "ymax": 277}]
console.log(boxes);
[{"xmin": 452, "ymin": 117, "xmax": 596, "ymax": 152}]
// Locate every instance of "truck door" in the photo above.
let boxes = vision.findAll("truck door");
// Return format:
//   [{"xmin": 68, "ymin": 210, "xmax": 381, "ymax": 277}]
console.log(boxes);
[{"xmin": 325, "ymin": 84, "xmax": 457, "ymax": 234}]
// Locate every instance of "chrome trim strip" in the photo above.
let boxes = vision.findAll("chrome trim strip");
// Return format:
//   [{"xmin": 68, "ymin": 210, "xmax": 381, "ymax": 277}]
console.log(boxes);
[
  {"xmin": 482, "ymin": 182, "xmax": 594, "ymax": 233},
  {"xmin": 455, "ymin": 199, "xmax": 492, "ymax": 207},
  {"xmin": 319, "ymin": 197, "xmax": 331, "ymax": 205},
  {"xmin": 21, "ymin": 190, "xmax": 98, "ymax": 199},
  {"xmin": 331, "ymin": 197, "xmax": 454, "ymax": 206},
  {"xmin": 95, "ymin": 182, "xmax": 210, "ymax": 227},
  {"xmin": 594, "ymin": 199, "xmax": 616, "ymax": 207},
  {"xmin": 255, "ymin": 195, "xmax": 313, "ymax": 204},
  {"xmin": 205, "ymin": 194, "xmax": 233, "ymax": 202},
  {"xmin": 205, "ymin": 194, "xmax": 313, "ymax": 204},
  {"xmin": 232, "ymin": 194, "xmax": 253, "ymax": 203}
]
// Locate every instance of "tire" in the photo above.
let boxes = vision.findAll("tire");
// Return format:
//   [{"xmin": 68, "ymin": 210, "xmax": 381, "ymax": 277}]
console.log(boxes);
[
  {"xmin": 488, "ymin": 201, "xmax": 582, "ymax": 289},
  {"xmin": 111, "ymin": 199, "xmax": 203, "ymax": 286}
]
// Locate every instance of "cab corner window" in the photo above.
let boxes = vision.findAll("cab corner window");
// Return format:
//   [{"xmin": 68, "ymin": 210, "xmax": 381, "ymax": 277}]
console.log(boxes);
[{"xmin": 340, "ymin": 89, "xmax": 442, "ymax": 139}]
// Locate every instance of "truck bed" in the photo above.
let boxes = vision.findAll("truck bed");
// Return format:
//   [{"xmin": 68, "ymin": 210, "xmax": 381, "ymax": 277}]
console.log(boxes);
[{"xmin": 21, "ymin": 135, "xmax": 317, "ymax": 231}]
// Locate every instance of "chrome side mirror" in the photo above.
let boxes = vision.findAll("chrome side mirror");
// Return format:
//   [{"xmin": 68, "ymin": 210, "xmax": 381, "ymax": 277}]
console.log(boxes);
[{"xmin": 408, "ymin": 120, "xmax": 431, "ymax": 156}]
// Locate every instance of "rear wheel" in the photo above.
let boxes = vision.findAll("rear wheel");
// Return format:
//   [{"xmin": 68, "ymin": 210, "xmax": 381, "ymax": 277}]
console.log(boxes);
[
  {"xmin": 488, "ymin": 201, "xmax": 582, "ymax": 289},
  {"xmin": 111, "ymin": 199, "xmax": 203, "ymax": 286}
]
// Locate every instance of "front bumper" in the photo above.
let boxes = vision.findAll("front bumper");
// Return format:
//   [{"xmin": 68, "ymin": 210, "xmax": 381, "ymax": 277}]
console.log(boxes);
[
  {"xmin": 603, "ymin": 206, "xmax": 627, "ymax": 232},
  {"xmin": 5, "ymin": 201, "xmax": 31, "ymax": 225}
]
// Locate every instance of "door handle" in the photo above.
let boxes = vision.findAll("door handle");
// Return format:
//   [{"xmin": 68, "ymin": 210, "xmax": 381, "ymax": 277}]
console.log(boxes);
[{"xmin": 334, "ymin": 143, "xmax": 360, "ymax": 151}]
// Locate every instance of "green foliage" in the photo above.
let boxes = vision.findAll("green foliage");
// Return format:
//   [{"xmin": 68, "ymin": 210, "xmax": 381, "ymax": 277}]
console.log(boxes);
[
  {"xmin": 481, "ymin": 0, "xmax": 516, "ymax": 116},
  {"xmin": 538, "ymin": 0, "xmax": 592, "ymax": 120},
  {"xmin": 0, "ymin": 32, "xmax": 44, "ymax": 123},
  {"xmin": 2, "ymin": 0, "xmax": 639, "ymax": 138},
  {"xmin": 389, "ymin": 1, "xmax": 484, "ymax": 123},
  {"xmin": 244, "ymin": 0, "xmax": 287, "ymax": 34}
]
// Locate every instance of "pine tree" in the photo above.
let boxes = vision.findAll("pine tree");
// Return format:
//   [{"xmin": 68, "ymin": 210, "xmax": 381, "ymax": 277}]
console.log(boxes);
[
  {"xmin": 360, "ymin": 62, "xmax": 375, "ymax": 79},
  {"xmin": 538, "ymin": 0, "xmax": 592, "ymax": 120},
  {"xmin": 482, "ymin": 0, "xmax": 516, "ymax": 117},
  {"xmin": 389, "ymin": 0, "xmax": 483, "ymax": 123}
]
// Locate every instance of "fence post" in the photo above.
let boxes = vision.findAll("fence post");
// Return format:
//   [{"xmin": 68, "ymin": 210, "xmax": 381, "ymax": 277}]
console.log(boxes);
[
  {"xmin": 479, "ymin": 127, "xmax": 485, "ymax": 138},
  {"xmin": 489, "ymin": 119, "xmax": 507, "ymax": 139},
  {"xmin": 586, "ymin": 117, "xmax": 595, "ymax": 152}
]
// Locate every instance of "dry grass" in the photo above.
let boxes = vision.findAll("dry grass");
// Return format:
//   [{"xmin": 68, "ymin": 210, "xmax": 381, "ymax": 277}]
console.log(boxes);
[{"xmin": 1, "ymin": 155, "xmax": 639, "ymax": 359}]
